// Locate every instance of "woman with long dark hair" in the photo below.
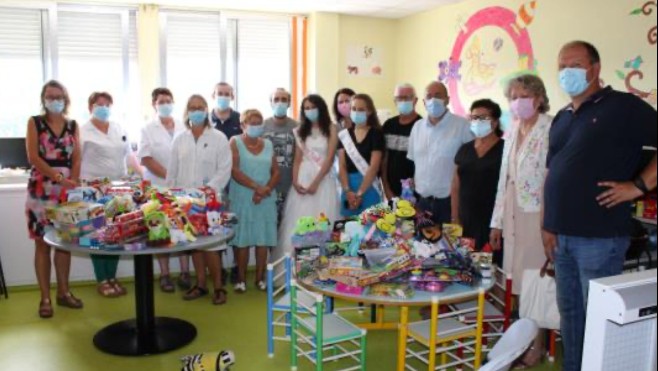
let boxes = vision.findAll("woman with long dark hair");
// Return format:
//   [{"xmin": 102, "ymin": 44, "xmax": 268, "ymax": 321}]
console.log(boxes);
[{"xmin": 338, "ymin": 94, "xmax": 385, "ymax": 216}]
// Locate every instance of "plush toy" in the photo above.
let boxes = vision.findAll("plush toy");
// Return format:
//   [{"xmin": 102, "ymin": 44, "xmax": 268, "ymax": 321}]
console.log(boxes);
[
  {"xmin": 400, "ymin": 179, "xmax": 417, "ymax": 204},
  {"xmin": 316, "ymin": 213, "xmax": 331, "ymax": 232},
  {"xmin": 395, "ymin": 200, "xmax": 416, "ymax": 219},
  {"xmin": 375, "ymin": 213, "xmax": 397, "ymax": 235},
  {"xmin": 295, "ymin": 217, "xmax": 317, "ymax": 235},
  {"xmin": 145, "ymin": 211, "xmax": 171, "ymax": 247},
  {"xmin": 207, "ymin": 210, "xmax": 223, "ymax": 236},
  {"xmin": 181, "ymin": 350, "xmax": 235, "ymax": 371},
  {"xmin": 344, "ymin": 221, "xmax": 366, "ymax": 257}
]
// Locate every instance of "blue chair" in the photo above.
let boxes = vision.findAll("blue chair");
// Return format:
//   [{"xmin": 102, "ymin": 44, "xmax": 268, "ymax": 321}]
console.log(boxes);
[{"xmin": 267, "ymin": 254, "xmax": 315, "ymax": 358}]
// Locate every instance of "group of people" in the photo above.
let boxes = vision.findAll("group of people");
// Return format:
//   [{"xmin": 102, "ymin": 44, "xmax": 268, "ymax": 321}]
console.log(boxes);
[{"xmin": 24, "ymin": 40, "xmax": 656, "ymax": 371}]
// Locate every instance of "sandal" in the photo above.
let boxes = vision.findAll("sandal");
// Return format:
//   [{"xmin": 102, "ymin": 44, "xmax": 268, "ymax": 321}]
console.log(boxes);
[
  {"xmin": 109, "ymin": 279, "xmax": 127, "ymax": 296},
  {"xmin": 213, "ymin": 289, "xmax": 228, "ymax": 305},
  {"xmin": 514, "ymin": 347, "xmax": 544, "ymax": 369},
  {"xmin": 183, "ymin": 286, "xmax": 209, "ymax": 301},
  {"xmin": 97, "ymin": 281, "xmax": 121, "ymax": 298},
  {"xmin": 56, "ymin": 292, "xmax": 84, "ymax": 309},
  {"xmin": 178, "ymin": 273, "xmax": 192, "ymax": 291},
  {"xmin": 39, "ymin": 299, "xmax": 54, "ymax": 319},
  {"xmin": 160, "ymin": 275, "xmax": 175, "ymax": 293}
]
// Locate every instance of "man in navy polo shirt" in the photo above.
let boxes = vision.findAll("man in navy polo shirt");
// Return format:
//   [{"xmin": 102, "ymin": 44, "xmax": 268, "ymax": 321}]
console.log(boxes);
[
  {"xmin": 543, "ymin": 41, "xmax": 657, "ymax": 371},
  {"xmin": 211, "ymin": 82, "xmax": 242, "ymax": 139}
]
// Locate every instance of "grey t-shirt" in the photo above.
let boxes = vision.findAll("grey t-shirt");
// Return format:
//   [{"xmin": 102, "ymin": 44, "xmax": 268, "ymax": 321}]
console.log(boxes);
[{"xmin": 263, "ymin": 117, "xmax": 298, "ymax": 203}]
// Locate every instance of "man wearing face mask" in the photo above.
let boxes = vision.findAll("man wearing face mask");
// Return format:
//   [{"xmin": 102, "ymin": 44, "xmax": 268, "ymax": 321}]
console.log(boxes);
[
  {"xmin": 407, "ymin": 81, "xmax": 473, "ymax": 225},
  {"xmin": 263, "ymin": 88, "xmax": 299, "ymax": 224},
  {"xmin": 382, "ymin": 83, "xmax": 423, "ymax": 199},
  {"xmin": 211, "ymin": 82, "xmax": 242, "ymax": 139},
  {"xmin": 543, "ymin": 41, "xmax": 658, "ymax": 371}
]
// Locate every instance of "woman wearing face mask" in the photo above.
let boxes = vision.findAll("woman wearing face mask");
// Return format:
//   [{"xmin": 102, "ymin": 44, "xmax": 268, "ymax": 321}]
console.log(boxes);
[
  {"xmin": 167, "ymin": 95, "xmax": 232, "ymax": 305},
  {"xmin": 274, "ymin": 94, "xmax": 340, "ymax": 263},
  {"xmin": 338, "ymin": 94, "xmax": 385, "ymax": 217},
  {"xmin": 229, "ymin": 110, "xmax": 280, "ymax": 293},
  {"xmin": 138, "ymin": 88, "xmax": 191, "ymax": 294},
  {"xmin": 80, "ymin": 91, "xmax": 141, "ymax": 298},
  {"xmin": 489, "ymin": 75, "xmax": 553, "ymax": 368},
  {"xmin": 26, "ymin": 80, "xmax": 83, "ymax": 318},
  {"xmin": 451, "ymin": 99, "xmax": 505, "ymax": 266},
  {"xmin": 333, "ymin": 88, "xmax": 356, "ymax": 130}
]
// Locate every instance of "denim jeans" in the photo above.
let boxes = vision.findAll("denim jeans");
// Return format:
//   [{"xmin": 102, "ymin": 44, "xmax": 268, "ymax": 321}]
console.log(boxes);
[{"xmin": 555, "ymin": 235, "xmax": 630, "ymax": 371}]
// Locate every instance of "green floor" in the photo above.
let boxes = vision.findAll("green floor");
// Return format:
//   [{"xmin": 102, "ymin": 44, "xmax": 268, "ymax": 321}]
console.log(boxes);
[{"xmin": 0, "ymin": 280, "xmax": 560, "ymax": 371}]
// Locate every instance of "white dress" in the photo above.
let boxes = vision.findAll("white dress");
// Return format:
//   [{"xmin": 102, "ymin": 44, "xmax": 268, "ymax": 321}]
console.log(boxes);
[{"xmin": 274, "ymin": 129, "xmax": 340, "ymax": 260}]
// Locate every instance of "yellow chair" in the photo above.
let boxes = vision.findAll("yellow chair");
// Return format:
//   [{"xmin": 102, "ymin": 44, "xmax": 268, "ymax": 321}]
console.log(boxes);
[{"xmin": 405, "ymin": 290, "xmax": 486, "ymax": 371}]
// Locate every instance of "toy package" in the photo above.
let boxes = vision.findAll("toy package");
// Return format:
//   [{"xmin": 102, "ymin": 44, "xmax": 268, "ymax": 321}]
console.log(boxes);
[
  {"xmin": 291, "ymin": 214, "xmax": 333, "ymax": 248},
  {"xmin": 368, "ymin": 283, "xmax": 415, "ymax": 300},
  {"xmin": 181, "ymin": 350, "xmax": 235, "ymax": 371}
]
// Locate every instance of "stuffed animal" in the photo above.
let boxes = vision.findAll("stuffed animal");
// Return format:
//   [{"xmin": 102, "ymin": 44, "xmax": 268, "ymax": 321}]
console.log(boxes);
[
  {"xmin": 181, "ymin": 350, "xmax": 235, "ymax": 371},
  {"xmin": 400, "ymin": 179, "xmax": 416, "ymax": 204},
  {"xmin": 145, "ymin": 211, "xmax": 171, "ymax": 247},
  {"xmin": 295, "ymin": 217, "xmax": 317, "ymax": 235},
  {"xmin": 207, "ymin": 210, "xmax": 223, "ymax": 236},
  {"xmin": 344, "ymin": 221, "xmax": 366, "ymax": 257}
]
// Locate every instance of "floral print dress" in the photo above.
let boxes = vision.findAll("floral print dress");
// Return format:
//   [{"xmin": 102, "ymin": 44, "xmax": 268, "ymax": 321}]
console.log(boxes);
[{"xmin": 25, "ymin": 116, "xmax": 77, "ymax": 239}]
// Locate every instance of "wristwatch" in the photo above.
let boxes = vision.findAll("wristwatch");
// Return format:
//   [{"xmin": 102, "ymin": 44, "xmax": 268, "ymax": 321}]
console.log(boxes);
[{"xmin": 634, "ymin": 177, "xmax": 650, "ymax": 195}]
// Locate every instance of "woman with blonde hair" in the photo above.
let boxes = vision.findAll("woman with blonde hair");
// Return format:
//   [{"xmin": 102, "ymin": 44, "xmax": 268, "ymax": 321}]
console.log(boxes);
[
  {"xmin": 167, "ymin": 94, "xmax": 232, "ymax": 305},
  {"xmin": 490, "ymin": 74, "xmax": 553, "ymax": 367},
  {"xmin": 229, "ymin": 109, "xmax": 280, "ymax": 293},
  {"xmin": 26, "ymin": 80, "xmax": 84, "ymax": 318}
]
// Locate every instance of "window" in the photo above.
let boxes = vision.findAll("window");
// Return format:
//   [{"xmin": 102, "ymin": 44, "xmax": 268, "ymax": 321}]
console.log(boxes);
[
  {"xmin": 235, "ymin": 18, "xmax": 291, "ymax": 115},
  {"xmin": 160, "ymin": 11, "xmax": 292, "ymax": 118},
  {"xmin": 0, "ymin": 5, "xmax": 138, "ymax": 139},
  {"xmin": 0, "ymin": 8, "xmax": 46, "ymax": 138},
  {"xmin": 161, "ymin": 11, "xmax": 222, "ymax": 114},
  {"xmin": 57, "ymin": 7, "xmax": 139, "ymax": 139}
]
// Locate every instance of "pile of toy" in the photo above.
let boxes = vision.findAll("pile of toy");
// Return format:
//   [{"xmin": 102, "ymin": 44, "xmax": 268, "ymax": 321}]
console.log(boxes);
[
  {"xmin": 46, "ymin": 178, "xmax": 236, "ymax": 250},
  {"xmin": 293, "ymin": 185, "xmax": 491, "ymax": 298}
]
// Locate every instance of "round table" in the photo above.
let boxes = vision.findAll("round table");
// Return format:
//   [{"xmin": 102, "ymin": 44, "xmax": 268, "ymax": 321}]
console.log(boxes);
[
  {"xmin": 45, "ymin": 231, "xmax": 234, "ymax": 357},
  {"xmin": 302, "ymin": 278, "xmax": 495, "ymax": 371}
]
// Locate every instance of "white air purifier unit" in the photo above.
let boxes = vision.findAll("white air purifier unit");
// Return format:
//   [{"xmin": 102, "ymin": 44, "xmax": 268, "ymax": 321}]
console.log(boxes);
[{"xmin": 582, "ymin": 269, "xmax": 657, "ymax": 371}]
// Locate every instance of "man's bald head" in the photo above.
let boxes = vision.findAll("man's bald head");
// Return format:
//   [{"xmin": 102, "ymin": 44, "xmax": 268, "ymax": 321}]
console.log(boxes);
[{"xmin": 425, "ymin": 81, "xmax": 450, "ymax": 105}]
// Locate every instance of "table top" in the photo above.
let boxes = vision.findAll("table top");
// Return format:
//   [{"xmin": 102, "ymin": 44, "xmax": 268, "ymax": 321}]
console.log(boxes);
[
  {"xmin": 302, "ymin": 278, "xmax": 495, "ymax": 307},
  {"xmin": 44, "ymin": 230, "xmax": 234, "ymax": 256},
  {"xmin": 635, "ymin": 217, "xmax": 658, "ymax": 227}
]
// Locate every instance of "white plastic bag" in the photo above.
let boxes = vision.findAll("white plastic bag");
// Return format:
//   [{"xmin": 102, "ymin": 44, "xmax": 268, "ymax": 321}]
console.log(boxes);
[{"xmin": 520, "ymin": 261, "xmax": 561, "ymax": 330}]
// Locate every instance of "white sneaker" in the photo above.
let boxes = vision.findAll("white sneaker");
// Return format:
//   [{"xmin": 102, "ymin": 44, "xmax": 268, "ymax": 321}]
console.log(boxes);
[
  {"xmin": 257, "ymin": 281, "xmax": 267, "ymax": 292},
  {"xmin": 234, "ymin": 282, "xmax": 247, "ymax": 294}
]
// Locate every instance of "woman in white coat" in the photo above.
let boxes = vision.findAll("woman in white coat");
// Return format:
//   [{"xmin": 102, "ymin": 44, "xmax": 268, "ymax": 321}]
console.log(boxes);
[
  {"xmin": 138, "ymin": 87, "xmax": 190, "ymax": 293},
  {"xmin": 489, "ymin": 74, "xmax": 553, "ymax": 367},
  {"xmin": 80, "ymin": 91, "xmax": 142, "ymax": 298},
  {"xmin": 167, "ymin": 94, "xmax": 232, "ymax": 305}
]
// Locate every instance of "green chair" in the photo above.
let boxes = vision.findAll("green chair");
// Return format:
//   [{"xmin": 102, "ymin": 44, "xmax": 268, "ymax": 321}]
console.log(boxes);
[{"xmin": 290, "ymin": 280, "xmax": 367, "ymax": 371}]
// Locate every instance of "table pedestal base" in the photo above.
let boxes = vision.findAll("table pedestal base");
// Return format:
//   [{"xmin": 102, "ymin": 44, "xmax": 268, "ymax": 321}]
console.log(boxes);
[{"xmin": 93, "ymin": 317, "xmax": 197, "ymax": 356}]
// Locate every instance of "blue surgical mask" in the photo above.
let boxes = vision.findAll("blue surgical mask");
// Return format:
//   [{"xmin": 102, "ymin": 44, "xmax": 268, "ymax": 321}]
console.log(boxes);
[
  {"xmin": 157, "ymin": 103, "xmax": 174, "ymax": 118},
  {"xmin": 215, "ymin": 96, "xmax": 231, "ymax": 111},
  {"xmin": 304, "ymin": 109, "xmax": 320, "ymax": 122},
  {"xmin": 45, "ymin": 99, "xmax": 65, "ymax": 114},
  {"xmin": 426, "ymin": 98, "xmax": 447, "ymax": 118},
  {"xmin": 246, "ymin": 125, "xmax": 265, "ymax": 138},
  {"xmin": 92, "ymin": 105, "xmax": 111, "ymax": 122},
  {"xmin": 397, "ymin": 101, "xmax": 414, "ymax": 116},
  {"xmin": 559, "ymin": 68, "xmax": 591, "ymax": 97},
  {"xmin": 188, "ymin": 110, "xmax": 208, "ymax": 127},
  {"xmin": 351, "ymin": 111, "xmax": 368, "ymax": 126},
  {"xmin": 272, "ymin": 103, "xmax": 289, "ymax": 118},
  {"xmin": 470, "ymin": 120, "xmax": 493, "ymax": 138}
]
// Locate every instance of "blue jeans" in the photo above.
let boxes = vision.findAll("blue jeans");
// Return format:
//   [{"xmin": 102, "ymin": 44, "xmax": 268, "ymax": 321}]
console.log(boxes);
[{"xmin": 555, "ymin": 235, "xmax": 630, "ymax": 371}]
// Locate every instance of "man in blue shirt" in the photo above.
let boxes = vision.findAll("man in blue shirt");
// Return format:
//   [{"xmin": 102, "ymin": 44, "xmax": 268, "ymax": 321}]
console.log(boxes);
[
  {"xmin": 543, "ymin": 41, "xmax": 657, "ymax": 371},
  {"xmin": 211, "ymin": 82, "xmax": 242, "ymax": 139}
]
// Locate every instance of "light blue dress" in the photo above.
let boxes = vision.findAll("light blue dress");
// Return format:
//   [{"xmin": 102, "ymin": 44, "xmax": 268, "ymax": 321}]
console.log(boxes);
[{"xmin": 230, "ymin": 137, "xmax": 278, "ymax": 248}]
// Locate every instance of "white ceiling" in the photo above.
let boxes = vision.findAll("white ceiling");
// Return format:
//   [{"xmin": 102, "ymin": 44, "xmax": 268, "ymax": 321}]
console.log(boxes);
[{"xmin": 76, "ymin": 0, "xmax": 465, "ymax": 18}]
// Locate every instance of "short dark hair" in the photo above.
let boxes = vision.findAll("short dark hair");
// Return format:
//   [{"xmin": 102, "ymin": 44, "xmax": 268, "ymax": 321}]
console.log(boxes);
[
  {"xmin": 151, "ymin": 87, "xmax": 174, "ymax": 104},
  {"xmin": 471, "ymin": 99, "xmax": 503, "ymax": 137},
  {"xmin": 333, "ymin": 88, "xmax": 356, "ymax": 122},
  {"xmin": 563, "ymin": 40, "xmax": 601, "ymax": 65}
]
